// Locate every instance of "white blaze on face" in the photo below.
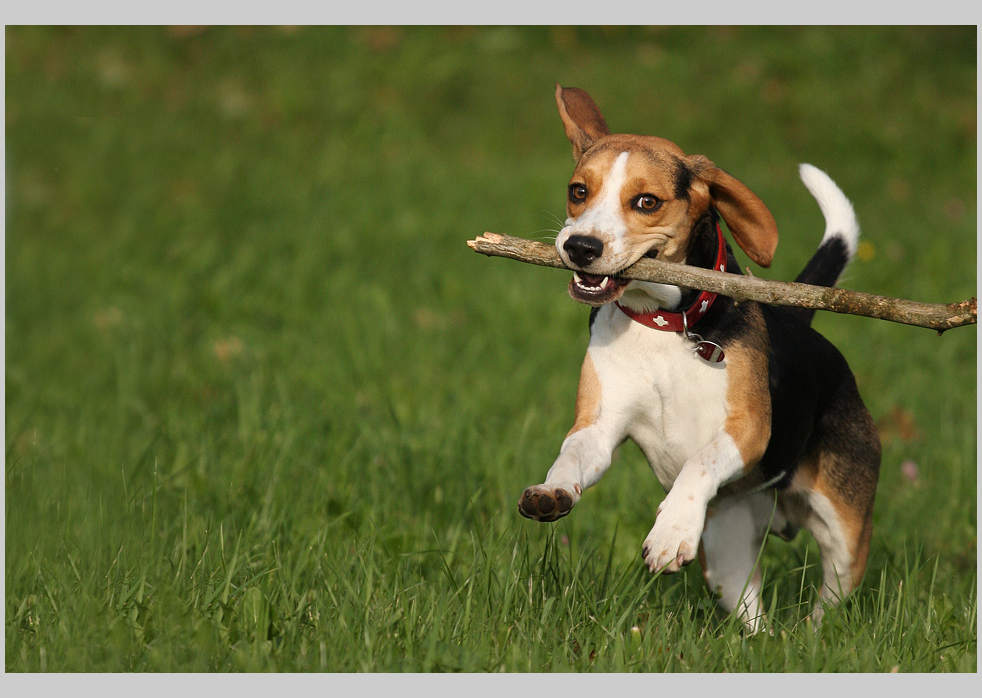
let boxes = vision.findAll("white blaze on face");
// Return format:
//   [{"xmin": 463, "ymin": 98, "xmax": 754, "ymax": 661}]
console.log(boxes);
[{"xmin": 559, "ymin": 151, "xmax": 631, "ymax": 262}]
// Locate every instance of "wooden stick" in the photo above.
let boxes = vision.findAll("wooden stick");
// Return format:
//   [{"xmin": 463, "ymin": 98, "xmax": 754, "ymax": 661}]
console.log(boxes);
[{"xmin": 467, "ymin": 232, "xmax": 977, "ymax": 334}]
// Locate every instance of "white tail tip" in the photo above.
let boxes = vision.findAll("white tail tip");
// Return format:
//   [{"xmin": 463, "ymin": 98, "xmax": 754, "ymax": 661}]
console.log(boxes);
[{"xmin": 798, "ymin": 163, "xmax": 860, "ymax": 258}]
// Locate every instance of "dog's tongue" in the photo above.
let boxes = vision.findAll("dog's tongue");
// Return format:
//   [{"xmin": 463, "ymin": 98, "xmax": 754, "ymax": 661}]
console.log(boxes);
[{"xmin": 580, "ymin": 273, "xmax": 605, "ymax": 286}]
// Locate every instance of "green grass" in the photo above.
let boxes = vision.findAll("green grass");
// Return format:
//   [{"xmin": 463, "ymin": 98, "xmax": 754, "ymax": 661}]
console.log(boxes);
[{"xmin": 5, "ymin": 26, "xmax": 976, "ymax": 672}]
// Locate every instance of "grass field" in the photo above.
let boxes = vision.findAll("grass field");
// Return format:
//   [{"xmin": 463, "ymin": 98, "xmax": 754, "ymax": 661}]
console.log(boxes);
[{"xmin": 4, "ymin": 26, "xmax": 976, "ymax": 672}]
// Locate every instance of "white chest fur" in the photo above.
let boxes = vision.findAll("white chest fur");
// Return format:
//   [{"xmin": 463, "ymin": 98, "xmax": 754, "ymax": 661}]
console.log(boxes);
[{"xmin": 587, "ymin": 304, "xmax": 730, "ymax": 491}]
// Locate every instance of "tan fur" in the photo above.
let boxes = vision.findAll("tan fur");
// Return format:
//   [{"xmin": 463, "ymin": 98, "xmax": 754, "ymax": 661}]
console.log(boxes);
[
  {"xmin": 721, "ymin": 339, "xmax": 773, "ymax": 470},
  {"xmin": 788, "ymin": 456, "xmax": 819, "ymax": 491},
  {"xmin": 567, "ymin": 354, "xmax": 602, "ymax": 438},
  {"xmin": 812, "ymin": 465, "xmax": 874, "ymax": 588},
  {"xmin": 555, "ymin": 84, "xmax": 610, "ymax": 159},
  {"xmin": 785, "ymin": 455, "xmax": 874, "ymax": 589}
]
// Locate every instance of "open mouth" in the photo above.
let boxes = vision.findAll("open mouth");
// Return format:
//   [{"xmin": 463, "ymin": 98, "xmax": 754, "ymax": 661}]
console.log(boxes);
[{"xmin": 568, "ymin": 271, "xmax": 631, "ymax": 306}]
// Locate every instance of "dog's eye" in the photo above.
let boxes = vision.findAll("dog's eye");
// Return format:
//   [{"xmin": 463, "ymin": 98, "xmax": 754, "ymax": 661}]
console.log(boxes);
[
  {"xmin": 568, "ymin": 184, "xmax": 588, "ymax": 203},
  {"xmin": 634, "ymin": 194, "xmax": 662, "ymax": 212}
]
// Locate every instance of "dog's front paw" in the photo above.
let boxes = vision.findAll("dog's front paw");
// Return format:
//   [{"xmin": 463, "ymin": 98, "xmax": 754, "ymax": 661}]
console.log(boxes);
[
  {"xmin": 518, "ymin": 484, "xmax": 581, "ymax": 522},
  {"xmin": 641, "ymin": 500, "xmax": 705, "ymax": 574}
]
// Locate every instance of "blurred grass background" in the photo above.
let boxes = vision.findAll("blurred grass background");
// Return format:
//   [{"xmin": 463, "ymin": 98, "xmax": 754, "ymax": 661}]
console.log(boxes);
[{"xmin": 4, "ymin": 26, "xmax": 976, "ymax": 671}]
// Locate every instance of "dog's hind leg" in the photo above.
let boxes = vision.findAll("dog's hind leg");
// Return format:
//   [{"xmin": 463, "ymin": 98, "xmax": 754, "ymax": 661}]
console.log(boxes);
[
  {"xmin": 785, "ymin": 387, "xmax": 880, "ymax": 625},
  {"xmin": 699, "ymin": 492, "xmax": 785, "ymax": 633},
  {"xmin": 795, "ymin": 474, "xmax": 876, "ymax": 625}
]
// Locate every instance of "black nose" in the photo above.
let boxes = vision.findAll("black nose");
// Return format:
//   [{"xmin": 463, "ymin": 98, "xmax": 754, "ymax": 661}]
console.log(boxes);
[{"xmin": 564, "ymin": 235, "xmax": 604, "ymax": 267}]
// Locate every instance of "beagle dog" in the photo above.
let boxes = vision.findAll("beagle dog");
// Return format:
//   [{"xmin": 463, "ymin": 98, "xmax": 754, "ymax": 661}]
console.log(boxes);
[{"xmin": 518, "ymin": 85, "xmax": 881, "ymax": 631}]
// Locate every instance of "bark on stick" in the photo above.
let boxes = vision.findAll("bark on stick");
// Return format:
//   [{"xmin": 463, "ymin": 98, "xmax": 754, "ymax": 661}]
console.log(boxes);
[{"xmin": 467, "ymin": 232, "xmax": 977, "ymax": 334}]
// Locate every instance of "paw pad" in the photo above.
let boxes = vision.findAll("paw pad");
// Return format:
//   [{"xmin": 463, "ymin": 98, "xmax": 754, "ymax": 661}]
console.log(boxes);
[{"xmin": 518, "ymin": 486, "xmax": 575, "ymax": 522}]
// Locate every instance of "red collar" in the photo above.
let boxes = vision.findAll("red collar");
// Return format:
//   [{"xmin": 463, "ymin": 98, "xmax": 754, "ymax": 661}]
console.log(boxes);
[{"xmin": 615, "ymin": 222, "xmax": 727, "ymax": 333}]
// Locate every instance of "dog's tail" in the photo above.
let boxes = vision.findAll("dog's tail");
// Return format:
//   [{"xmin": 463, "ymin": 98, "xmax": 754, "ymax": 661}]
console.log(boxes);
[{"xmin": 788, "ymin": 164, "xmax": 860, "ymax": 325}]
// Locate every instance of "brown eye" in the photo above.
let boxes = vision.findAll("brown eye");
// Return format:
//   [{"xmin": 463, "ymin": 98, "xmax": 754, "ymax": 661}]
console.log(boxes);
[
  {"xmin": 568, "ymin": 183, "xmax": 587, "ymax": 203},
  {"xmin": 635, "ymin": 194, "xmax": 662, "ymax": 212}
]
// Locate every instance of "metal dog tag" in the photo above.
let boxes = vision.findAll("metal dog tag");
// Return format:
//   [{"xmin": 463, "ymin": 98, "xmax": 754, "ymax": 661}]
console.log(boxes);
[
  {"xmin": 693, "ymin": 340, "xmax": 725, "ymax": 363},
  {"xmin": 683, "ymin": 313, "xmax": 725, "ymax": 364}
]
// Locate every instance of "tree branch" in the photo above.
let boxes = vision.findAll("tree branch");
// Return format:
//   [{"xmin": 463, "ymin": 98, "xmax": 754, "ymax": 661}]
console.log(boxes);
[{"xmin": 467, "ymin": 232, "xmax": 977, "ymax": 334}]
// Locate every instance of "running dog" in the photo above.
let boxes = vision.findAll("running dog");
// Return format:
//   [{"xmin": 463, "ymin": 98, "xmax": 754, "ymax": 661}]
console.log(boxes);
[{"xmin": 518, "ymin": 85, "xmax": 880, "ymax": 630}]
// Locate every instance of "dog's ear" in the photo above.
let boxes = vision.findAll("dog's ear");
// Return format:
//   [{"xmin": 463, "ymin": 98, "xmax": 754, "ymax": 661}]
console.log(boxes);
[
  {"xmin": 689, "ymin": 156, "xmax": 778, "ymax": 267},
  {"xmin": 555, "ymin": 84, "xmax": 610, "ymax": 160}
]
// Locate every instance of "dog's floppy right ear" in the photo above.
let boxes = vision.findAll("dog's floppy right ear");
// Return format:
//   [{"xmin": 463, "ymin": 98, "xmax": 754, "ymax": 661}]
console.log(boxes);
[{"xmin": 555, "ymin": 84, "xmax": 610, "ymax": 160}]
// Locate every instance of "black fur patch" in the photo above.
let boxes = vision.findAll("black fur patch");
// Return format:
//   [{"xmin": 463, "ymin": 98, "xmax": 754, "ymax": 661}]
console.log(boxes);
[
  {"xmin": 754, "ymin": 305, "xmax": 880, "ymax": 492},
  {"xmin": 787, "ymin": 236, "xmax": 850, "ymax": 325},
  {"xmin": 672, "ymin": 157, "xmax": 694, "ymax": 201}
]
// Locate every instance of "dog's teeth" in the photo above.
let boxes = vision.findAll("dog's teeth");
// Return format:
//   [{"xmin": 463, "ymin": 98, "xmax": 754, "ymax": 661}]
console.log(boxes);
[
  {"xmin": 573, "ymin": 272, "xmax": 583, "ymax": 284},
  {"xmin": 601, "ymin": 276, "xmax": 609, "ymax": 289}
]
